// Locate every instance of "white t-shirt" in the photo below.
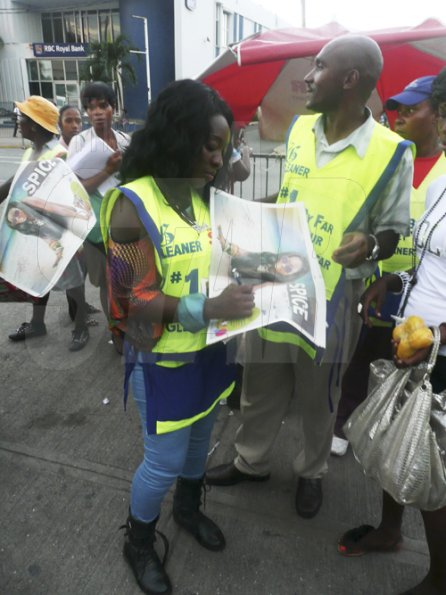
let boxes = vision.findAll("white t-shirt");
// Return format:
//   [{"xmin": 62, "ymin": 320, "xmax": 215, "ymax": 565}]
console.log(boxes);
[{"xmin": 404, "ymin": 174, "xmax": 446, "ymax": 355}]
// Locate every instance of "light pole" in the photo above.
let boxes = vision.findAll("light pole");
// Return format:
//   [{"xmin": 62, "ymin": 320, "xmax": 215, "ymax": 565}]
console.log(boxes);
[{"xmin": 130, "ymin": 15, "xmax": 151, "ymax": 105}]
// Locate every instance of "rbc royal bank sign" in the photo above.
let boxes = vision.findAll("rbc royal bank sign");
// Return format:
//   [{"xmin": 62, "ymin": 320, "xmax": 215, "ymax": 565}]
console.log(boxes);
[{"xmin": 33, "ymin": 43, "xmax": 89, "ymax": 58}]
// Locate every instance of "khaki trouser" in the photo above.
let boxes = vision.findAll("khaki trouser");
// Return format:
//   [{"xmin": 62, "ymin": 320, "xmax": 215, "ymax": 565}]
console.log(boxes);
[{"xmin": 234, "ymin": 280, "xmax": 363, "ymax": 479}]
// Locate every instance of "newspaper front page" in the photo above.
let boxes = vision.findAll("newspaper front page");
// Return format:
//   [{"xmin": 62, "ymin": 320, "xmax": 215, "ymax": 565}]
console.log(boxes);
[
  {"xmin": 207, "ymin": 189, "xmax": 326, "ymax": 350},
  {"xmin": 0, "ymin": 158, "xmax": 96, "ymax": 296}
]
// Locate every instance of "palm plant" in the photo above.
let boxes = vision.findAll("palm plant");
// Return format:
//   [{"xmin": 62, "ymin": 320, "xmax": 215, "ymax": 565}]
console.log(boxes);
[{"xmin": 80, "ymin": 34, "xmax": 138, "ymax": 111}]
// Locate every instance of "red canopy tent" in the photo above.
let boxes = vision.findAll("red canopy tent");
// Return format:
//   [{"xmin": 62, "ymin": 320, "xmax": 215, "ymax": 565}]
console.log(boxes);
[{"xmin": 199, "ymin": 19, "xmax": 446, "ymax": 140}]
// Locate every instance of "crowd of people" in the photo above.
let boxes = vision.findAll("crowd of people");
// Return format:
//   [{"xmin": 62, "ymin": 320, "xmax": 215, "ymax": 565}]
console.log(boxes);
[{"xmin": 2, "ymin": 31, "xmax": 446, "ymax": 595}]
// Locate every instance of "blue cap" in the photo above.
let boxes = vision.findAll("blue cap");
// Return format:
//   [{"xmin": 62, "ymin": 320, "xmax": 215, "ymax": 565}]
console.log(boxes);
[{"xmin": 385, "ymin": 75, "xmax": 436, "ymax": 110}]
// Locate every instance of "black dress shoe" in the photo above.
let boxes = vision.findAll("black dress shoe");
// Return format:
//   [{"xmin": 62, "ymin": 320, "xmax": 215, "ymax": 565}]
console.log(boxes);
[
  {"xmin": 206, "ymin": 462, "xmax": 270, "ymax": 486},
  {"xmin": 295, "ymin": 478, "xmax": 322, "ymax": 519},
  {"xmin": 9, "ymin": 322, "xmax": 47, "ymax": 342}
]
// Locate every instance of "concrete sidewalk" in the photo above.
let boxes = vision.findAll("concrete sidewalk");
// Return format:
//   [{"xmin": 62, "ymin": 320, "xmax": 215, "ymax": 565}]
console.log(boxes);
[
  {"xmin": 0, "ymin": 291, "xmax": 431, "ymax": 595},
  {"xmin": 0, "ymin": 134, "xmax": 29, "ymax": 150}
]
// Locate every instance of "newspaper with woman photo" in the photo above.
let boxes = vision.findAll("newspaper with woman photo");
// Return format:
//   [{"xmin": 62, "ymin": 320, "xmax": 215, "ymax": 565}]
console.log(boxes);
[
  {"xmin": 207, "ymin": 189, "xmax": 326, "ymax": 350},
  {"xmin": 0, "ymin": 158, "xmax": 96, "ymax": 296}
]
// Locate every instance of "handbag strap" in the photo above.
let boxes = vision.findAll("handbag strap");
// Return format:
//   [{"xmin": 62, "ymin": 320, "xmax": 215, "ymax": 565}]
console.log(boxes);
[
  {"xmin": 425, "ymin": 326, "xmax": 441, "ymax": 376},
  {"xmin": 398, "ymin": 185, "xmax": 446, "ymax": 318}
]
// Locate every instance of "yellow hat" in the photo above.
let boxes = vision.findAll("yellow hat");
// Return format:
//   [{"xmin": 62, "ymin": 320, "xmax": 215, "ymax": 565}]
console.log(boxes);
[{"xmin": 15, "ymin": 96, "xmax": 59, "ymax": 135}]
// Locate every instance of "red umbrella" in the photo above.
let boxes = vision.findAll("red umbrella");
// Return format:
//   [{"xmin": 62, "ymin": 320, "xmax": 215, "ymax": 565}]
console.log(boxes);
[{"xmin": 199, "ymin": 19, "xmax": 446, "ymax": 140}]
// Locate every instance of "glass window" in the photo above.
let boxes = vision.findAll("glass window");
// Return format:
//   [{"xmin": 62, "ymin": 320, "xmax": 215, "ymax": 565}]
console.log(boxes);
[
  {"xmin": 53, "ymin": 15, "xmax": 63, "ymax": 41},
  {"xmin": 74, "ymin": 12, "xmax": 81, "ymax": 43},
  {"xmin": 64, "ymin": 60, "xmax": 77, "ymax": 80},
  {"xmin": 243, "ymin": 18, "xmax": 256, "ymax": 39},
  {"xmin": 52, "ymin": 61, "xmax": 64, "ymax": 81},
  {"xmin": 222, "ymin": 12, "xmax": 231, "ymax": 47},
  {"xmin": 42, "ymin": 16, "xmax": 53, "ymax": 43},
  {"xmin": 83, "ymin": 11, "xmax": 99, "ymax": 43},
  {"xmin": 27, "ymin": 60, "xmax": 39, "ymax": 81},
  {"xmin": 81, "ymin": 12, "xmax": 90, "ymax": 42},
  {"xmin": 112, "ymin": 13, "xmax": 121, "ymax": 40},
  {"xmin": 29, "ymin": 82, "xmax": 41, "ymax": 96},
  {"xmin": 40, "ymin": 82, "xmax": 53, "ymax": 100},
  {"xmin": 39, "ymin": 60, "xmax": 53, "ymax": 81},
  {"xmin": 64, "ymin": 13, "xmax": 77, "ymax": 43},
  {"xmin": 55, "ymin": 84, "xmax": 67, "ymax": 106},
  {"xmin": 66, "ymin": 84, "xmax": 79, "ymax": 106},
  {"xmin": 99, "ymin": 11, "xmax": 112, "ymax": 42}
]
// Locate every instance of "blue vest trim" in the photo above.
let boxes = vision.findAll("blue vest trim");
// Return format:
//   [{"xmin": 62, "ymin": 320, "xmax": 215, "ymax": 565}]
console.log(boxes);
[
  {"xmin": 346, "ymin": 140, "xmax": 412, "ymax": 233},
  {"xmin": 285, "ymin": 114, "xmax": 299, "ymax": 155},
  {"xmin": 123, "ymin": 341, "xmax": 236, "ymax": 435},
  {"xmin": 117, "ymin": 186, "xmax": 163, "ymax": 259}
]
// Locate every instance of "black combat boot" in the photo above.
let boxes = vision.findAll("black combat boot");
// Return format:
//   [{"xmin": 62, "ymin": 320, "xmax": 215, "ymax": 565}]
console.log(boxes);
[
  {"xmin": 122, "ymin": 513, "xmax": 172, "ymax": 594},
  {"xmin": 172, "ymin": 476, "xmax": 225, "ymax": 551}
]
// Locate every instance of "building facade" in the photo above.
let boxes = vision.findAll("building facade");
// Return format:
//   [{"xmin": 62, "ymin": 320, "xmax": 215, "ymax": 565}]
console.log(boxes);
[{"xmin": 0, "ymin": 0, "xmax": 289, "ymax": 120}]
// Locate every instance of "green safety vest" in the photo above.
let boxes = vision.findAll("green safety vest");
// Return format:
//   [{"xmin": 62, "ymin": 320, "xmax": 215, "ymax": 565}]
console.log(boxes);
[{"xmin": 261, "ymin": 114, "xmax": 413, "ymax": 358}]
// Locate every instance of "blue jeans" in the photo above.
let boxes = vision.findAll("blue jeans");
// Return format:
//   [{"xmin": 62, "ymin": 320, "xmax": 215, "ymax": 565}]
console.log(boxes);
[{"xmin": 130, "ymin": 362, "xmax": 219, "ymax": 523}]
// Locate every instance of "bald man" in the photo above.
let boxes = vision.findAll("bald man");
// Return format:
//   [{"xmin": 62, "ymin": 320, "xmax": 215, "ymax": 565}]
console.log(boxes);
[{"xmin": 207, "ymin": 35, "xmax": 414, "ymax": 519}]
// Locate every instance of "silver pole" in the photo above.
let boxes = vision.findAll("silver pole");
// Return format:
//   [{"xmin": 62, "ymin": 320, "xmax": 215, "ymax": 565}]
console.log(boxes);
[{"xmin": 132, "ymin": 15, "xmax": 151, "ymax": 105}]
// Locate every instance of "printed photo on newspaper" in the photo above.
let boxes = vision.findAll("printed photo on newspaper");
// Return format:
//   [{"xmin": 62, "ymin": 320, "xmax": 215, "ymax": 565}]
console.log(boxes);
[
  {"xmin": 0, "ymin": 158, "xmax": 95, "ymax": 297},
  {"xmin": 207, "ymin": 189, "xmax": 326, "ymax": 350}
]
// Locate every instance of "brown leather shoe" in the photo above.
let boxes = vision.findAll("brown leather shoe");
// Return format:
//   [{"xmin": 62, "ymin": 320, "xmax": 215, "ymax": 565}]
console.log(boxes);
[
  {"xmin": 295, "ymin": 477, "xmax": 322, "ymax": 519},
  {"xmin": 206, "ymin": 462, "xmax": 270, "ymax": 486}
]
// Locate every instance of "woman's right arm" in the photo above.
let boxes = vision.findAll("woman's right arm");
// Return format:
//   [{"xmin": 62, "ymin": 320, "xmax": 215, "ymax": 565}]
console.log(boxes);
[{"xmin": 110, "ymin": 197, "xmax": 255, "ymax": 329}]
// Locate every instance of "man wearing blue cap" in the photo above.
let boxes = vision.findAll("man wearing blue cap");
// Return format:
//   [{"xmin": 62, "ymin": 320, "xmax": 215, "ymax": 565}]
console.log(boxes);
[{"xmin": 332, "ymin": 74, "xmax": 446, "ymax": 456}]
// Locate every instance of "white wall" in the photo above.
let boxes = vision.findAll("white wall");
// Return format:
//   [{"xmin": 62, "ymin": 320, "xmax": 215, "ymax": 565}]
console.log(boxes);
[
  {"xmin": 0, "ymin": 1, "xmax": 42, "ymax": 103},
  {"xmin": 174, "ymin": 0, "xmax": 290, "ymax": 79}
]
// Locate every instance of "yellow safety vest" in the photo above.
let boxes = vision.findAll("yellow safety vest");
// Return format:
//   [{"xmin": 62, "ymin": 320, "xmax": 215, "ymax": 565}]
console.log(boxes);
[
  {"xmin": 383, "ymin": 152, "xmax": 446, "ymax": 273},
  {"xmin": 261, "ymin": 114, "xmax": 413, "ymax": 358},
  {"xmin": 102, "ymin": 176, "xmax": 235, "ymax": 434},
  {"xmin": 102, "ymin": 176, "xmax": 212, "ymax": 361},
  {"xmin": 22, "ymin": 141, "xmax": 66, "ymax": 163}
]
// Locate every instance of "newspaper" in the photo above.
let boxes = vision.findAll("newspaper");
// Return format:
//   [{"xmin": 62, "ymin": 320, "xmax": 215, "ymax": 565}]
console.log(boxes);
[
  {"xmin": 0, "ymin": 158, "xmax": 96, "ymax": 296},
  {"xmin": 67, "ymin": 135, "xmax": 118, "ymax": 195},
  {"xmin": 207, "ymin": 189, "xmax": 326, "ymax": 350}
]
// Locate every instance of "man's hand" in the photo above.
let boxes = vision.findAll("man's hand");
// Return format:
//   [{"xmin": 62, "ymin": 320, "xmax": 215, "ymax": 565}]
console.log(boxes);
[
  {"xmin": 358, "ymin": 276, "xmax": 395, "ymax": 326},
  {"xmin": 332, "ymin": 231, "xmax": 370, "ymax": 268}
]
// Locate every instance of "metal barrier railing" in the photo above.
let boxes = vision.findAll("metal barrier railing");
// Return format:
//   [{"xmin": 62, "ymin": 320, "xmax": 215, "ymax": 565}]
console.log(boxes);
[{"xmin": 232, "ymin": 152, "xmax": 285, "ymax": 201}]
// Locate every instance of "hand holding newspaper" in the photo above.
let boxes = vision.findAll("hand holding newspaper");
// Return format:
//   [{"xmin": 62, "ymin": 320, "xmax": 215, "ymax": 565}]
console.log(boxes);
[
  {"xmin": 67, "ymin": 135, "xmax": 119, "ymax": 195},
  {"xmin": 207, "ymin": 189, "xmax": 326, "ymax": 350}
]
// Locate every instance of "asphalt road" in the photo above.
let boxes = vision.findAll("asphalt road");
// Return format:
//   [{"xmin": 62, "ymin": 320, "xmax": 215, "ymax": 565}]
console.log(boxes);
[
  {"xmin": 0, "ymin": 147, "xmax": 25, "ymax": 184},
  {"xmin": 0, "ymin": 132, "xmax": 433, "ymax": 595}
]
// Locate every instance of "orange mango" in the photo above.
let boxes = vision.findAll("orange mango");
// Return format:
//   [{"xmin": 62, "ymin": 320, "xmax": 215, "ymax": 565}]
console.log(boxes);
[
  {"xmin": 392, "ymin": 315, "xmax": 433, "ymax": 360},
  {"xmin": 408, "ymin": 327, "xmax": 434, "ymax": 350},
  {"xmin": 396, "ymin": 340, "xmax": 417, "ymax": 360}
]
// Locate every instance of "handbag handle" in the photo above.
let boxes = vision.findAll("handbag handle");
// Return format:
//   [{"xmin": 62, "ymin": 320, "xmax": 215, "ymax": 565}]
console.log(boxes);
[{"xmin": 425, "ymin": 326, "xmax": 441, "ymax": 376}]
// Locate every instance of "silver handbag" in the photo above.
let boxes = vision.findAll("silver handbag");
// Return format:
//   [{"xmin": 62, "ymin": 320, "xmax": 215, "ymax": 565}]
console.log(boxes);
[{"xmin": 344, "ymin": 327, "xmax": 446, "ymax": 510}]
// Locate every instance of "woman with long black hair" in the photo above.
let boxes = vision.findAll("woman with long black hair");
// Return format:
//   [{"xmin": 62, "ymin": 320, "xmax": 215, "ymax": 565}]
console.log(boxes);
[{"xmin": 102, "ymin": 79, "xmax": 254, "ymax": 594}]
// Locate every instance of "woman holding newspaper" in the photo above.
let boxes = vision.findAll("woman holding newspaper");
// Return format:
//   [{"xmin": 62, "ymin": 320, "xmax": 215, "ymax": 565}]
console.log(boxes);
[
  {"xmin": 67, "ymin": 82, "xmax": 130, "ymax": 327},
  {"xmin": 0, "ymin": 96, "xmax": 93, "ymax": 350},
  {"xmin": 101, "ymin": 79, "xmax": 254, "ymax": 595}
]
